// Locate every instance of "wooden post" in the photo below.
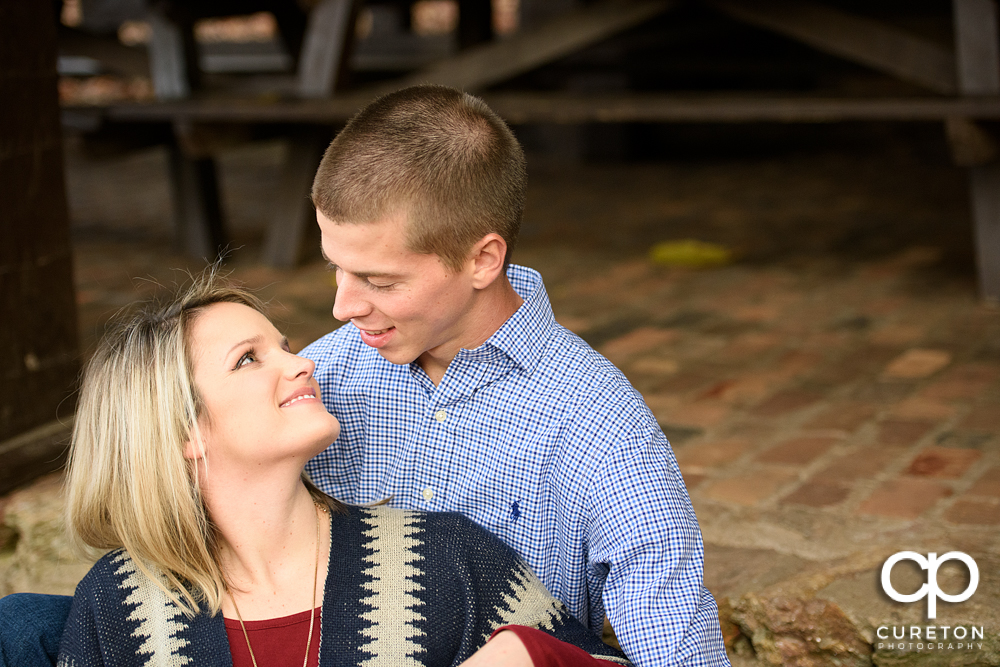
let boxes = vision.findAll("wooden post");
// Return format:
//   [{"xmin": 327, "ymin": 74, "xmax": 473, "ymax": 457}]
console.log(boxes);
[
  {"xmin": 458, "ymin": 0, "xmax": 494, "ymax": 50},
  {"xmin": 263, "ymin": 129, "xmax": 330, "ymax": 268},
  {"xmin": 0, "ymin": 0, "xmax": 80, "ymax": 490},
  {"xmin": 146, "ymin": 7, "xmax": 197, "ymax": 100},
  {"xmin": 297, "ymin": 0, "xmax": 358, "ymax": 99},
  {"xmin": 953, "ymin": 0, "xmax": 1000, "ymax": 302},
  {"xmin": 168, "ymin": 142, "xmax": 227, "ymax": 260},
  {"xmin": 263, "ymin": 0, "xmax": 357, "ymax": 268},
  {"xmin": 146, "ymin": 7, "xmax": 230, "ymax": 259}
]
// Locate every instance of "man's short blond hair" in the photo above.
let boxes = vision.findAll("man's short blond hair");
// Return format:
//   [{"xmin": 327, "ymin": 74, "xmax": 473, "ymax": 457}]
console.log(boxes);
[{"xmin": 312, "ymin": 85, "xmax": 527, "ymax": 271}]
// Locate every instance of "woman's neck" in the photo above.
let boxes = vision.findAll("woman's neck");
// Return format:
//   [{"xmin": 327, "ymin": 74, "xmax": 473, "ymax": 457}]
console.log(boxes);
[{"xmin": 202, "ymin": 471, "xmax": 329, "ymax": 620}]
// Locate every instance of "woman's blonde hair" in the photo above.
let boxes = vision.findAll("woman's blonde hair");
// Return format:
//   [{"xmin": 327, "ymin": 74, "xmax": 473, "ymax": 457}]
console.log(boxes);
[{"xmin": 65, "ymin": 272, "xmax": 342, "ymax": 616}]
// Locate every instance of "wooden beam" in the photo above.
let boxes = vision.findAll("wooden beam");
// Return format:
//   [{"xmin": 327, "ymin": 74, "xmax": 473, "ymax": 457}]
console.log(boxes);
[
  {"xmin": 954, "ymin": 0, "xmax": 1000, "ymax": 302},
  {"xmin": 83, "ymin": 94, "xmax": 1000, "ymax": 124},
  {"xmin": 383, "ymin": 0, "xmax": 676, "ymax": 93},
  {"xmin": 481, "ymin": 93, "xmax": 1000, "ymax": 123},
  {"xmin": 709, "ymin": 0, "xmax": 958, "ymax": 95}
]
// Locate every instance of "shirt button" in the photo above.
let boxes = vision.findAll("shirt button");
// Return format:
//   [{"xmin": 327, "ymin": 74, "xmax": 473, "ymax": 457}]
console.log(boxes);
[
  {"xmin": 434, "ymin": 410, "xmax": 447, "ymax": 422},
  {"xmin": 422, "ymin": 487, "xmax": 434, "ymax": 501}
]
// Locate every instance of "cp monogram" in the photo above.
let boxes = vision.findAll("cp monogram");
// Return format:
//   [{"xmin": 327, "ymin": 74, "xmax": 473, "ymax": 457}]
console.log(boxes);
[{"xmin": 881, "ymin": 551, "xmax": 979, "ymax": 619}]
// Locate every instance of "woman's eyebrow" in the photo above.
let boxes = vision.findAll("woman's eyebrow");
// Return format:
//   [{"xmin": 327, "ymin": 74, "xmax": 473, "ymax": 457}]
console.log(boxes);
[{"xmin": 226, "ymin": 334, "xmax": 264, "ymax": 358}]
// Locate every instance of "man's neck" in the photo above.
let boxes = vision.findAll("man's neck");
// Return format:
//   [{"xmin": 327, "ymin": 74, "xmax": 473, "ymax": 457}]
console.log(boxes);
[{"xmin": 419, "ymin": 274, "xmax": 524, "ymax": 385}]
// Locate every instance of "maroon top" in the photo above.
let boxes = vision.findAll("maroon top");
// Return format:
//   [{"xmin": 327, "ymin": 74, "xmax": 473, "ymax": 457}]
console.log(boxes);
[
  {"xmin": 224, "ymin": 608, "xmax": 321, "ymax": 667},
  {"xmin": 224, "ymin": 611, "xmax": 620, "ymax": 667}
]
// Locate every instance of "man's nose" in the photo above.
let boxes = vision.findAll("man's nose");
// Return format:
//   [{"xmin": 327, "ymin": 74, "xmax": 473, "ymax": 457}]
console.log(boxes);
[{"xmin": 331, "ymin": 276, "xmax": 371, "ymax": 322}]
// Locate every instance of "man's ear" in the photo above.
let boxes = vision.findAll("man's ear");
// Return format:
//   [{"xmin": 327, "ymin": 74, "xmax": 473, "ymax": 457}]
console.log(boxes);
[{"xmin": 468, "ymin": 233, "xmax": 507, "ymax": 290}]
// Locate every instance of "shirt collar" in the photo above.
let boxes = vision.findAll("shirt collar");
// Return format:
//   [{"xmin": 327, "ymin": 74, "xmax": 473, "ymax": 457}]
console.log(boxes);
[{"xmin": 471, "ymin": 264, "xmax": 553, "ymax": 374}]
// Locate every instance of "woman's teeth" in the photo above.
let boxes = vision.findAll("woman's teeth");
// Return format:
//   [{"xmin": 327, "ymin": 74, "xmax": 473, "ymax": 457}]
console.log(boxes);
[{"xmin": 281, "ymin": 394, "xmax": 315, "ymax": 407}]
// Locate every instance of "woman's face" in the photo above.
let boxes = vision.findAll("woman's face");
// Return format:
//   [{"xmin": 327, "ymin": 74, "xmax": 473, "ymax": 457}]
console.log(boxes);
[{"xmin": 187, "ymin": 301, "xmax": 341, "ymax": 470}]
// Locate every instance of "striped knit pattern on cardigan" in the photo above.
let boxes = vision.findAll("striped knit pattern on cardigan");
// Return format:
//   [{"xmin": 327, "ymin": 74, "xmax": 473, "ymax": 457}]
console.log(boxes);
[{"xmin": 58, "ymin": 505, "xmax": 630, "ymax": 666}]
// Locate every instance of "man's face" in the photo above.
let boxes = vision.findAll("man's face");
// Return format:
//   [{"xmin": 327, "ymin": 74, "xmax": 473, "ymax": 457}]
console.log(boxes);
[{"xmin": 317, "ymin": 208, "xmax": 478, "ymax": 368}]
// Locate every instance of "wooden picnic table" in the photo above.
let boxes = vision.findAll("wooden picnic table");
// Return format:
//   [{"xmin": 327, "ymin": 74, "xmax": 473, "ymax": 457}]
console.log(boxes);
[{"xmin": 62, "ymin": 0, "xmax": 1000, "ymax": 302}]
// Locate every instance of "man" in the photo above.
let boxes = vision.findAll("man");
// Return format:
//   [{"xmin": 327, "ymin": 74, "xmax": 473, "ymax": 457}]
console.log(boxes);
[{"xmin": 301, "ymin": 85, "xmax": 729, "ymax": 667}]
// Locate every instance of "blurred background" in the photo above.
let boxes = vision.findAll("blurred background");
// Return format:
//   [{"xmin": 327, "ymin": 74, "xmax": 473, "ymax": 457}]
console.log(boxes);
[{"xmin": 3, "ymin": 1, "xmax": 1000, "ymax": 664}]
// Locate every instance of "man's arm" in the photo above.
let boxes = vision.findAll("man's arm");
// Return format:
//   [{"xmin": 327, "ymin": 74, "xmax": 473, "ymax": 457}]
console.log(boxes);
[{"xmin": 575, "ymin": 392, "xmax": 730, "ymax": 667}]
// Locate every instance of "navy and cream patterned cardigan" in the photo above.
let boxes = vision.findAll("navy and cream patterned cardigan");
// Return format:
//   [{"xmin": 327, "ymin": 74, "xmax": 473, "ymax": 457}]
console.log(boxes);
[{"xmin": 58, "ymin": 505, "xmax": 630, "ymax": 666}]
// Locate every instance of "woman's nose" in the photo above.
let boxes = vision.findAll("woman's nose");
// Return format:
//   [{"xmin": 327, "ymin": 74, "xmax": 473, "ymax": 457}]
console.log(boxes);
[{"xmin": 285, "ymin": 351, "xmax": 315, "ymax": 379}]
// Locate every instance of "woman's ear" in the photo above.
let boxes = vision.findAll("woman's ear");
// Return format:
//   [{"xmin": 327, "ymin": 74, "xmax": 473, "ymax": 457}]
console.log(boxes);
[{"xmin": 183, "ymin": 427, "xmax": 206, "ymax": 460}]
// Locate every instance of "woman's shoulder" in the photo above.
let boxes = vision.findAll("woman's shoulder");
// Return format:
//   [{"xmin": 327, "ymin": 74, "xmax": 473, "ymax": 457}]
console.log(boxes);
[{"xmin": 74, "ymin": 548, "xmax": 133, "ymax": 595}]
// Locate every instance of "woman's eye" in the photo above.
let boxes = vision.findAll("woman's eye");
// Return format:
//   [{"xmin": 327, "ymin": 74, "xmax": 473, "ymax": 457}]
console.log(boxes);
[{"xmin": 235, "ymin": 351, "xmax": 256, "ymax": 368}]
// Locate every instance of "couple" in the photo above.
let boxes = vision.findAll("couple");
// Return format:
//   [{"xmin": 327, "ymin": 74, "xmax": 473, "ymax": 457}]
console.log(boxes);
[{"xmin": 5, "ymin": 85, "xmax": 729, "ymax": 666}]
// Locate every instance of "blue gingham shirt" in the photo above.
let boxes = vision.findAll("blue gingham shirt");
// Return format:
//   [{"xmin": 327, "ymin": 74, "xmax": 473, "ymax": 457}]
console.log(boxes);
[{"xmin": 302, "ymin": 265, "xmax": 730, "ymax": 667}]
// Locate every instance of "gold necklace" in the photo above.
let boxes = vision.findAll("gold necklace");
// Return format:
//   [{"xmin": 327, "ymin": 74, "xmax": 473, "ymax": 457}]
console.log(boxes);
[{"xmin": 228, "ymin": 502, "xmax": 325, "ymax": 667}]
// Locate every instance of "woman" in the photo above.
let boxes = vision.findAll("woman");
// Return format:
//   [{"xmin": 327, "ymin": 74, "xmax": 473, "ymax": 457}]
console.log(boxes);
[{"xmin": 58, "ymin": 275, "xmax": 629, "ymax": 667}]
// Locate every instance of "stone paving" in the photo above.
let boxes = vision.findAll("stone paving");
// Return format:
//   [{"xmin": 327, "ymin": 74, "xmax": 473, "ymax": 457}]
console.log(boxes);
[{"xmin": 5, "ymin": 124, "xmax": 1000, "ymax": 665}]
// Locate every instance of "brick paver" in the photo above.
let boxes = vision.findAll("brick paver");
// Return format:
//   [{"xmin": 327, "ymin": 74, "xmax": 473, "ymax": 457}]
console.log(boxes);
[
  {"xmin": 942, "ymin": 499, "xmax": 1000, "ymax": 525},
  {"xmin": 876, "ymin": 419, "xmax": 936, "ymax": 446},
  {"xmin": 780, "ymin": 481, "xmax": 850, "ymax": 508},
  {"xmin": 804, "ymin": 401, "xmax": 877, "ymax": 432},
  {"xmin": 882, "ymin": 348, "xmax": 953, "ymax": 379},
  {"xmin": 757, "ymin": 436, "xmax": 841, "ymax": 466},
  {"xmin": 966, "ymin": 467, "xmax": 1000, "ymax": 497},
  {"xmin": 703, "ymin": 469, "xmax": 799, "ymax": 506},
  {"xmin": 856, "ymin": 478, "xmax": 953, "ymax": 519},
  {"xmin": 904, "ymin": 446, "xmax": 982, "ymax": 479}
]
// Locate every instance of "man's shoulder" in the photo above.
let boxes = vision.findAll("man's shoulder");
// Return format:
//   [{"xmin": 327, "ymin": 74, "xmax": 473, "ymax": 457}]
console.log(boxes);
[{"xmin": 535, "ymin": 324, "xmax": 647, "ymax": 410}]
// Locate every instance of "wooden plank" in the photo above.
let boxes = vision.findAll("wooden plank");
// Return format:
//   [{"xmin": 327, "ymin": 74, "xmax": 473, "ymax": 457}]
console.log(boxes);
[
  {"xmin": 710, "ymin": 0, "xmax": 958, "ymax": 95},
  {"xmin": 386, "ymin": 0, "xmax": 676, "ymax": 93},
  {"xmin": 297, "ymin": 0, "xmax": 358, "ymax": 98},
  {"xmin": 954, "ymin": 0, "xmax": 1000, "ymax": 302},
  {"xmin": 85, "ymin": 94, "xmax": 1000, "ymax": 124}
]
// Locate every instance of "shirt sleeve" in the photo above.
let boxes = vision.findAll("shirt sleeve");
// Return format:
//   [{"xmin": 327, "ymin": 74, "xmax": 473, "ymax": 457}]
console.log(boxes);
[
  {"xmin": 575, "ymin": 388, "xmax": 730, "ymax": 667},
  {"xmin": 490, "ymin": 625, "xmax": 628, "ymax": 667}
]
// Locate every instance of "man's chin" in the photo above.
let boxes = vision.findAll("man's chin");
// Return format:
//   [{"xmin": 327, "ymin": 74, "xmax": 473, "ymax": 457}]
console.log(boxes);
[{"xmin": 375, "ymin": 347, "xmax": 417, "ymax": 366}]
